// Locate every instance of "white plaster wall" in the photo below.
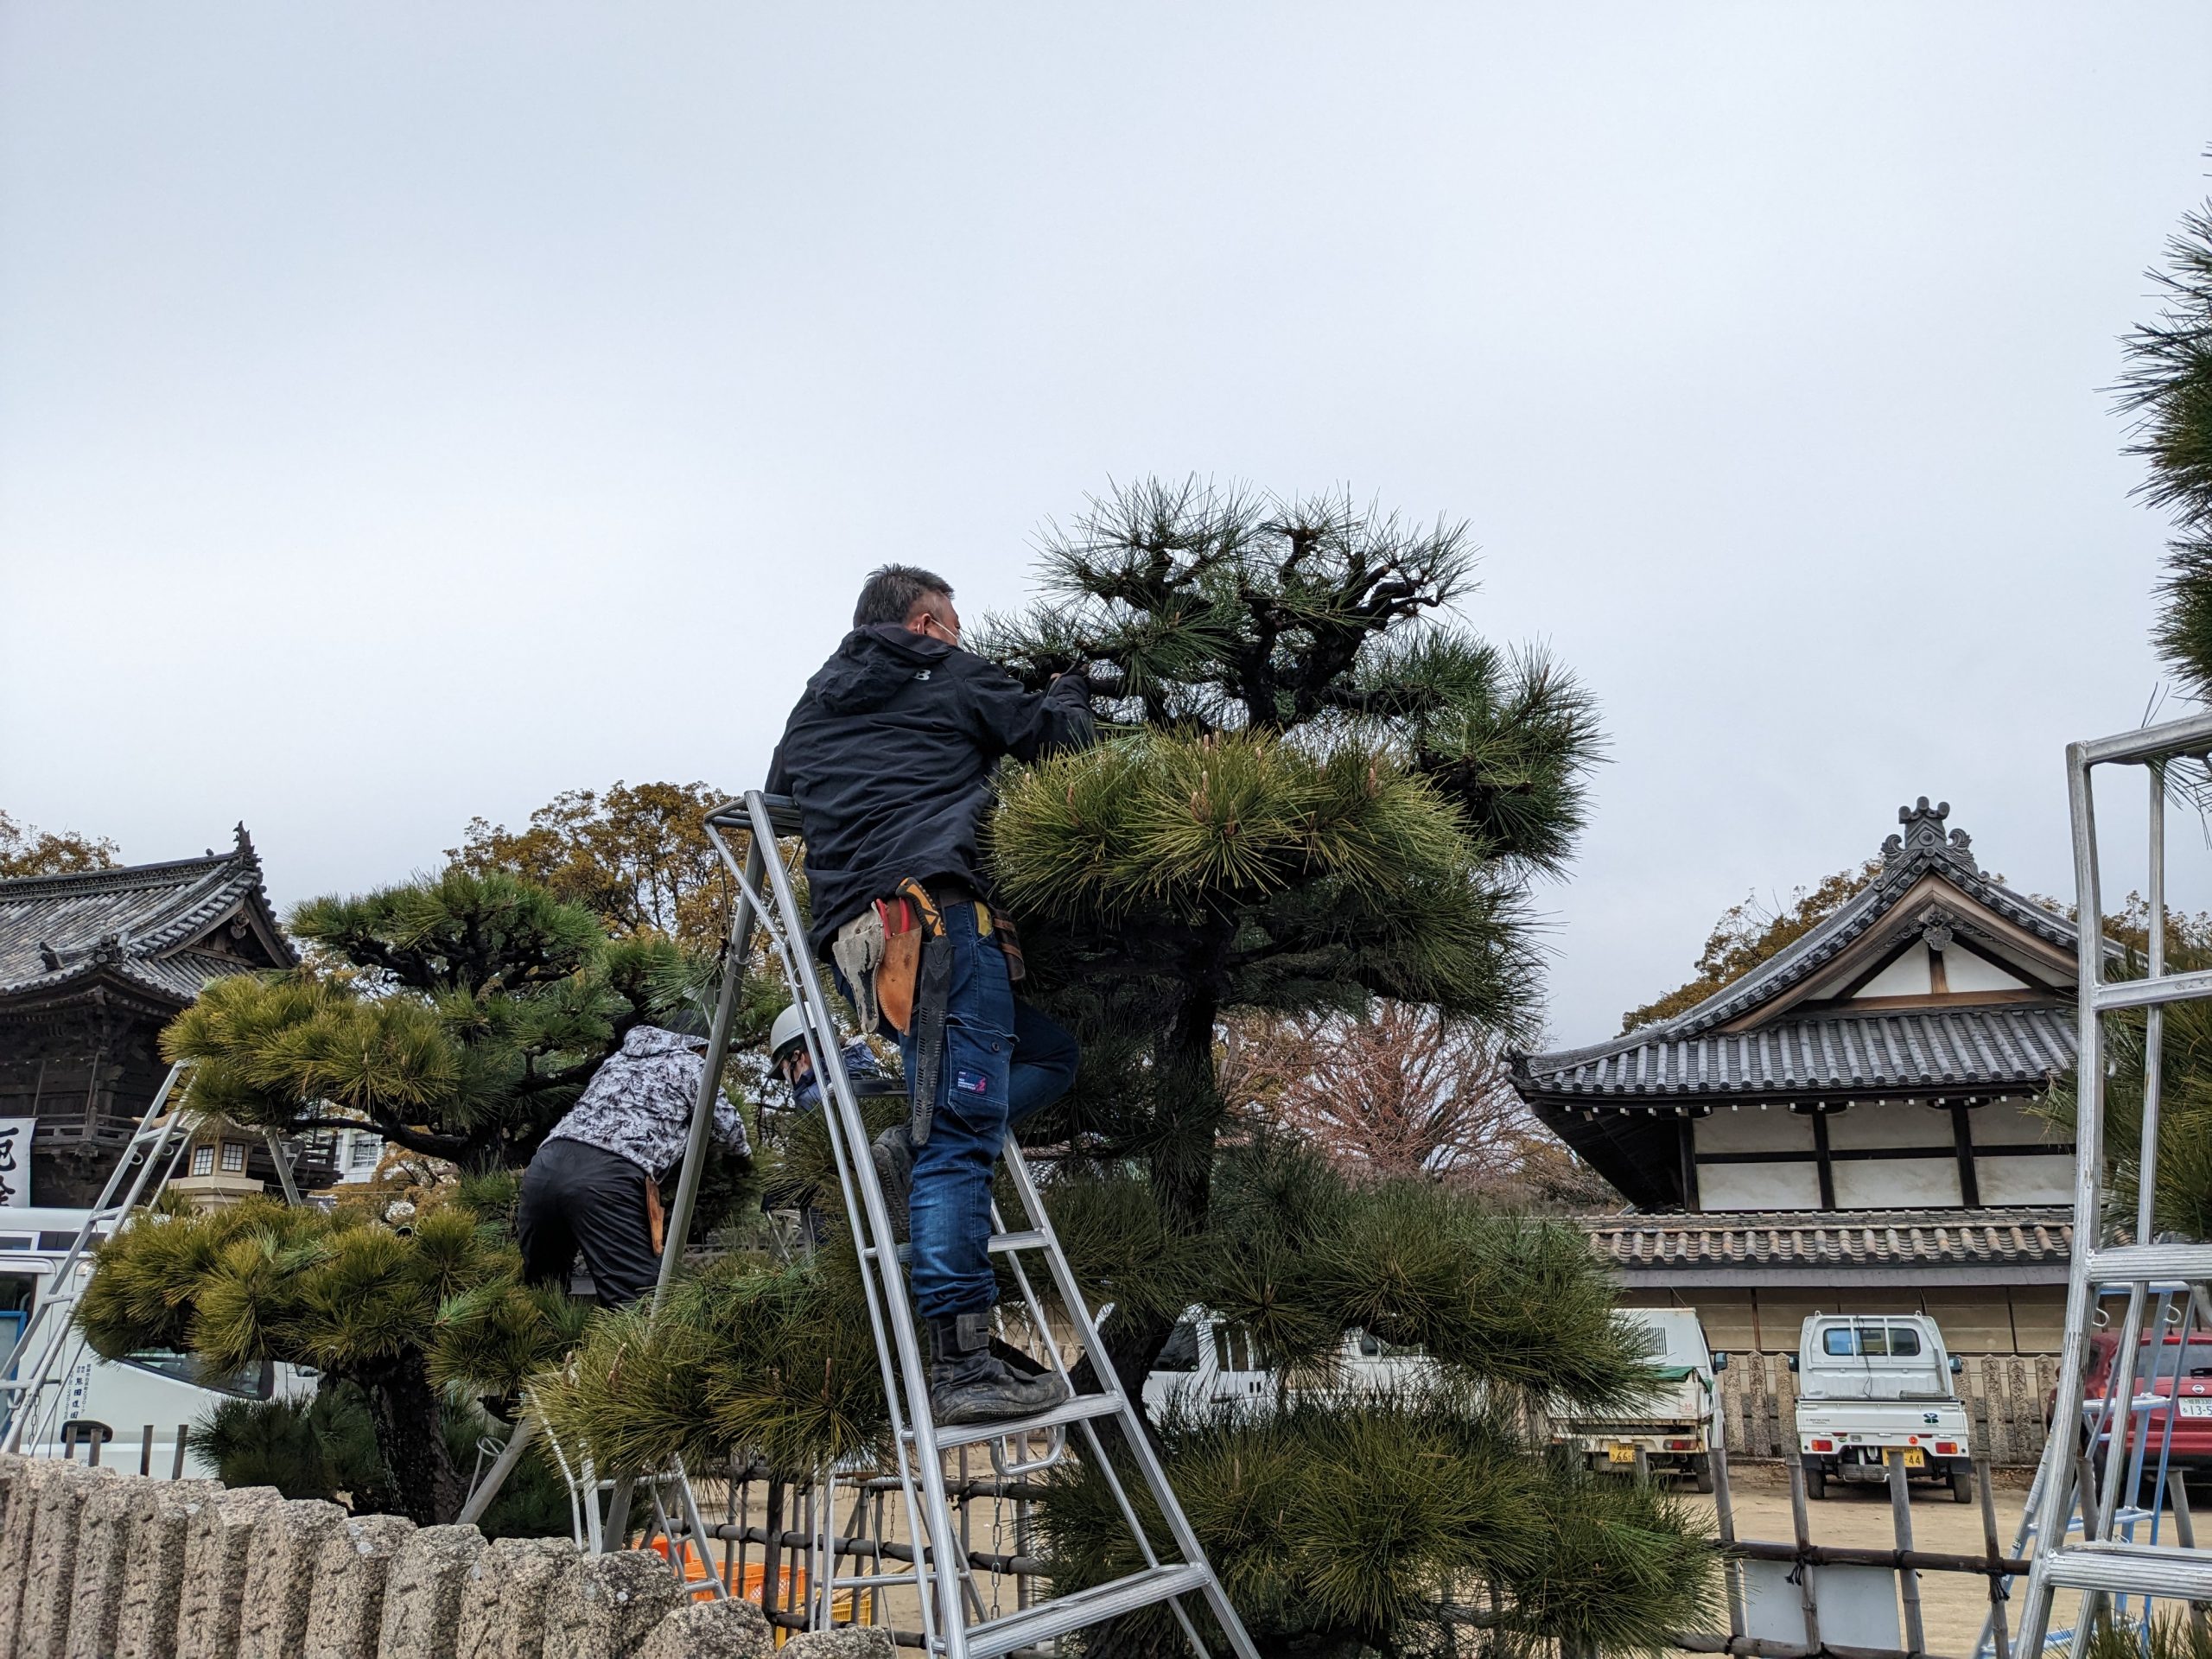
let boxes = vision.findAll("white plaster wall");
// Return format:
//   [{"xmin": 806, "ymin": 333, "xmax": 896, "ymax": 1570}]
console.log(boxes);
[
  {"xmin": 1853, "ymin": 946, "xmax": 1933, "ymax": 998},
  {"xmin": 1694, "ymin": 1109, "xmax": 1815, "ymax": 1155},
  {"xmin": 1977, "ymin": 1154, "xmax": 2074, "ymax": 1205},
  {"xmin": 1700, "ymin": 1160, "xmax": 1821, "ymax": 1211},
  {"xmin": 1974, "ymin": 1098, "xmax": 2058, "ymax": 1147},
  {"xmin": 1833, "ymin": 1156, "xmax": 1963, "ymax": 1208},
  {"xmin": 1942, "ymin": 950, "xmax": 2030, "ymax": 993},
  {"xmin": 1827, "ymin": 1101, "xmax": 1955, "ymax": 1150}
]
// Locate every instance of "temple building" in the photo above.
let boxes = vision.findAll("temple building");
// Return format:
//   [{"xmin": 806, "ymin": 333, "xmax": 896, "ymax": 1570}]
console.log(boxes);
[
  {"xmin": 1511, "ymin": 800, "xmax": 2080, "ymax": 1460},
  {"xmin": 0, "ymin": 830, "xmax": 327, "ymax": 1205}
]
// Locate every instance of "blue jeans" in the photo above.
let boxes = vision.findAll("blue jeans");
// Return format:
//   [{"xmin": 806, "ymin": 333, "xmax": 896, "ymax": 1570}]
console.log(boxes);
[{"xmin": 897, "ymin": 901, "xmax": 1079, "ymax": 1319}]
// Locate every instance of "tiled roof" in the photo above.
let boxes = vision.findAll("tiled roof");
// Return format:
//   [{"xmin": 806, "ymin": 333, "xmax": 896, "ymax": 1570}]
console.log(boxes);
[
  {"xmin": 0, "ymin": 829, "xmax": 294, "ymax": 1009},
  {"xmin": 1650, "ymin": 799, "xmax": 2081, "ymax": 1040},
  {"xmin": 1580, "ymin": 1205, "xmax": 2073, "ymax": 1274},
  {"xmin": 1522, "ymin": 1005, "xmax": 2075, "ymax": 1100}
]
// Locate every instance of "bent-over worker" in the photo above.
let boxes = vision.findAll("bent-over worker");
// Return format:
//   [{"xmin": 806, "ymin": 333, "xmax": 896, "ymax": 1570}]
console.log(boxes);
[
  {"xmin": 766, "ymin": 563, "xmax": 1091, "ymax": 1424},
  {"xmin": 518, "ymin": 1018, "xmax": 750, "ymax": 1308}
]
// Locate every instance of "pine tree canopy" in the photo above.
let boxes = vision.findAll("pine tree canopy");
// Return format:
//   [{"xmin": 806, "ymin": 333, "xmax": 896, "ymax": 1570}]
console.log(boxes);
[
  {"xmin": 982, "ymin": 482, "xmax": 1598, "ymax": 1152},
  {"xmin": 164, "ymin": 868, "xmax": 704, "ymax": 1166}
]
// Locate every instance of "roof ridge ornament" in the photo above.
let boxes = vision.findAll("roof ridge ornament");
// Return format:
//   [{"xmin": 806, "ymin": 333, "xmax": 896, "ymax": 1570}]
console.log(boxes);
[{"xmin": 1880, "ymin": 797, "xmax": 1980, "ymax": 879}]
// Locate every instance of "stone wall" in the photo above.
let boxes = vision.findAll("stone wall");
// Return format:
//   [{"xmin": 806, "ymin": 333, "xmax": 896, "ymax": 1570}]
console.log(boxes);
[{"xmin": 0, "ymin": 1455, "xmax": 891, "ymax": 1659}]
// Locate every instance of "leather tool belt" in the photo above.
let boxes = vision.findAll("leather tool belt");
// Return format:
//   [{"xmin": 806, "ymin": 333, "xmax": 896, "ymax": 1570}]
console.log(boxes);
[{"xmin": 830, "ymin": 878, "xmax": 1022, "ymax": 1147}]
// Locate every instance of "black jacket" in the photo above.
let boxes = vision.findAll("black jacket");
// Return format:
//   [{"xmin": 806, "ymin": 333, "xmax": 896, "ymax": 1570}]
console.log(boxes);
[{"xmin": 766, "ymin": 625, "xmax": 1096, "ymax": 957}]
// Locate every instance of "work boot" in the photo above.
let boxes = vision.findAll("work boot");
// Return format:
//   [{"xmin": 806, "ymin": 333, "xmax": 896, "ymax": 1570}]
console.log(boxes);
[
  {"xmin": 929, "ymin": 1312, "xmax": 1070, "ymax": 1426},
  {"xmin": 871, "ymin": 1124, "xmax": 914, "ymax": 1242}
]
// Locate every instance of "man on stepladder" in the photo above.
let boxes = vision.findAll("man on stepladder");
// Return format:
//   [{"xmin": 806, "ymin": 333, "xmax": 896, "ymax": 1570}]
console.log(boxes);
[{"xmin": 767, "ymin": 564, "xmax": 1092, "ymax": 1426}]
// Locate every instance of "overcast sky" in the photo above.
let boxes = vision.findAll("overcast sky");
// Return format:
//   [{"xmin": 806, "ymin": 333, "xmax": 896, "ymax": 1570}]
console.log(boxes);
[{"xmin": 3, "ymin": 5, "xmax": 2209, "ymax": 1046}]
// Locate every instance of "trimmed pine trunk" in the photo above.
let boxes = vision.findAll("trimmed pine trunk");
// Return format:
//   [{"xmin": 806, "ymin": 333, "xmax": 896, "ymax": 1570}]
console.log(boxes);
[{"xmin": 360, "ymin": 1350, "xmax": 466, "ymax": 1524}]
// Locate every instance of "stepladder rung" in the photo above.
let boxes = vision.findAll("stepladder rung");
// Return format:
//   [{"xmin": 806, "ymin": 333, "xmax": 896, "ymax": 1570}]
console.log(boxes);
[
  {"xmin": 986, "ymin": 1230, "xmax": 1048, "ymax": 1254},
  {"xmin": 963, "ymin": 1562, "xmax": 1213, "ymax": 1659},
  {"xmin": 2040, "ymin": 1540, "xmax": 2212, "ymax": 1600},
  {"xmin": 2085, "ymin": 1243, "xmax": 2212, "ymax": 1283},
  {"xmin": 926, "ymin": 1390, "xmax": 1124, "ymax": 1452}
]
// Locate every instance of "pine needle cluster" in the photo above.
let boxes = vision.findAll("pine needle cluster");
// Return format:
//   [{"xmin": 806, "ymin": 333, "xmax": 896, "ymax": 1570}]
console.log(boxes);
[
  {"xmin": 1040, "ymin": 1404, "xmax": 1714, "ymax": 1659},
  {"xmin": 2120, "ymin": 202, "xmax": 2212, "ymax": 699},
  {"xmin": 164, "ymin": 868, "xmax": 707, "ymax": 1167}
]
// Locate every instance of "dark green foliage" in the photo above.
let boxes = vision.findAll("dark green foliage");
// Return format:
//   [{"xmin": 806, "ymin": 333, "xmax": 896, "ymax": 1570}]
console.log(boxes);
[
  {"xmin": 196, "ymin": 1388, "xmax": 394, "ymax": 1504},
  {"xmin": 2082, "ymin": 1611, "xmax": 2212, "ymax": 1659},
  {"xmin": 535, "ymin": 1253, "xmax": 891, "ymax": 1478},
  {"xmin": 1039, "ymin": 1403, "xmax": 1714, "ymax": 1659},
  {"xmin": 166, "ymin": 868, "xmax": 709, "ymax": 1168},
  {"xmin": 2120, "ymin": 203, "xmax": 2212, "ymax": 698},
  {"xmin": 2046, "ymin": 933, "xmax": 2212, "ymax": 1241},
  {"xmin": 194, "ymin": 1384, "xmax": 572, "ymax": 1540}
]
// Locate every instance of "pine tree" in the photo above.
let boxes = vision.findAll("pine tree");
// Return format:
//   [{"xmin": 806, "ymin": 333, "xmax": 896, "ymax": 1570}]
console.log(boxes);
[
  {"xmin": 78, "ymin": 1194, "xmax": 582, "ymax": 1523},
  {"xmin": 539, "ymin": 480, "xmax": 1715, "ymax": 1657},
  {"xmin": 982, "ymin": 479, "xmax": 1602, "ymax": 1382}
]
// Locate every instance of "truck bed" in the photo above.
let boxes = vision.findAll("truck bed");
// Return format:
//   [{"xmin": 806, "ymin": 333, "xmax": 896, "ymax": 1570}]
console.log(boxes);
[{"xmin": 1797, "ymin": 1397, "xmax": 1969, "ymax": 1447}]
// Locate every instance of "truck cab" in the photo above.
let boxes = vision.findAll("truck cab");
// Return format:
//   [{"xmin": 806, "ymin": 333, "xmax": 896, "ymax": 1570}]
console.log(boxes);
[
  {"xmin": 1791, "ymin": 1313, "xmax": 1973, "ymax": 1502},
  {"xmin": 1555, "ymin": 1307, "xmax": 1722, "ymax": 1491},
  {"xmin": 1142, "ymin": 1307, "xmax": 1436, "ymax": 1418}
]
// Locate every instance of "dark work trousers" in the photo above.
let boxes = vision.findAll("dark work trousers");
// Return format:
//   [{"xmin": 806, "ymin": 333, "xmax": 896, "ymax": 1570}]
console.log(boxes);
[
  {"xmin": 517, "ymin": 1138, "xmax": 661, "ymax": 1309},
  {"xmin": 894, "ymin": 900, "xmax": 1080, "ymax": 1319}
]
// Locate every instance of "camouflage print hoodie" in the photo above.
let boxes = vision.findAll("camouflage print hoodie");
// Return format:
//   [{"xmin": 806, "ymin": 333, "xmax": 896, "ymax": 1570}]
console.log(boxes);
[{"xmin": 543, "ymin": 1026, "xmax": 750, "ymax": 1178}]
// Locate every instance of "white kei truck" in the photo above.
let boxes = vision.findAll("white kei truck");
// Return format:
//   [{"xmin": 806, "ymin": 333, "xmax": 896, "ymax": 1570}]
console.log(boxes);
[
  {"xmin": 1789, "ymin": 1311, "xmax": 1974, "ymax": 1502},
  {"xmin": 1556, "ymin": 1307, "xmax": 1724, "ymax": 1491},
  {"xmin": 1141, "ymin": 1306, "xmax": 1433, "ymax": 1417}
]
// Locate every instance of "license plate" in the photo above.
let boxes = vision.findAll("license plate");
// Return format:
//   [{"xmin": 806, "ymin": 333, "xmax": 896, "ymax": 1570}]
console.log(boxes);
[
  {"xmin": 1608, "ymin": 1445, "xmax": 1637, "ymax": 1464},
  {"xmin": 2181, "ymin": 1401, "xmax": 2212, "ymax": 1417},
  {"xmin": 1885, "ymin": 1449, "xmax": 1926, "ymax": 1468}
]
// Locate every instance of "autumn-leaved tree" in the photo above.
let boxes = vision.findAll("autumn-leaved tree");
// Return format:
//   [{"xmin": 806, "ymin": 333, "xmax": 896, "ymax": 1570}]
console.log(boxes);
[
  {"xmin": 539, "ymin": 480, "xmax": 1713, "ymax": 1659},
  {"xmin": 451, "ymin": 781, "xmax": 737, "ymax": 951},
  {"xmin": 0, "ymin": 810, "xmax": 118, "ymax": 879},
  {"xmin": 1222, "ymin": 1004, "xmax": 1611, "ymax": 1205},
  {"xmin": 1619, "ymin": 861, "xmax": 1879, "ymax": 1033}
]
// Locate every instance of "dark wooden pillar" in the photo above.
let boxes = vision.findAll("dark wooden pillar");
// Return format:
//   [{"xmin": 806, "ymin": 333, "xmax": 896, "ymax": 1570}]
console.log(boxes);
[{"xmin": 1952, "ymin": 1103, "xmax": 1981, "ymax": 1208}]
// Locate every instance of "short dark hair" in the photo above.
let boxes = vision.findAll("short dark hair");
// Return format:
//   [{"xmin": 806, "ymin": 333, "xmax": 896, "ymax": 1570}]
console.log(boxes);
[{"xmin": 854, "ymin": 564, "xmax": 953, "ymax": 629}]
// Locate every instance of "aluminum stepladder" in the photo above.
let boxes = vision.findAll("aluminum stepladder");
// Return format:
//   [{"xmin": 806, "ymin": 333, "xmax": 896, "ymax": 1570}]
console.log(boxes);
[
  {"xmin": 0, "ymin": 1059, "xmax": 308, "ymax": 1458},
  {"xmin": 2014, "ymin": 709, "xmax": 2212, "ymax": 1656},
  {"xmin": 677, "ymin": 790, "xmax": 1259, "ymax": 1659}
]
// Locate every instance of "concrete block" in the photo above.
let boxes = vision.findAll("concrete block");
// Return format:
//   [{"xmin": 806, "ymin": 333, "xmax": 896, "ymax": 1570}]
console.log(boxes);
[
  {"xmin": 302, "ymin": 1512, "xmax": 414, "ymax": 1659},
  {"xmin": 19, "ymin": 1461, "xmax": 115, "ymax": 1659},
  {"xmin": 0, "ymin": 1460, "xmax": 95, "ymax": 1656},
  {"xmin": 374, "ymin": 1523, "xmax": 488, "ymax": 1659},
  {"xmin": 542, "ymin": 1549, "xmax": 689, "ymax": 1659},
  {"xmin": 174, "ymin": 1485, "xmax": 283, "ymax": 1659},
  {"xmin": 114, "ymin": 1482, "xmax": 224, "ymax": 1659},
  {"xmin": 234, "ymin": 1497, "xmax": 345, "ymax": 1659},
  {"xmin": 633, "ymin": 1599, "xmax": 776, "ymax": 1659},
  {"xmin": 65, "ymin": 1476, "xmax": 180, "ymax": 1659},
  {"xmin": 454, "ymin": 1535, "xmax": 577, "ymax": 1659},
  {"xmin": 775, "ymin": 1629, "xmax": 894, "ymax": 1659}
]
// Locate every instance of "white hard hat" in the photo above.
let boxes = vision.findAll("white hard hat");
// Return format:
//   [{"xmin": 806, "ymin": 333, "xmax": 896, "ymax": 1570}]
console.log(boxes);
[{"xmin": 769, "ymin": 1004, "xmax": 808, "ymax": 1062}]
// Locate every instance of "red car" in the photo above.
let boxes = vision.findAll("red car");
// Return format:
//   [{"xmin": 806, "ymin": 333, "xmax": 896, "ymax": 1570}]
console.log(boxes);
[{"xmin": 2056, "ymin": 1332, "xmax": 2212, "ymax": 1479}]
